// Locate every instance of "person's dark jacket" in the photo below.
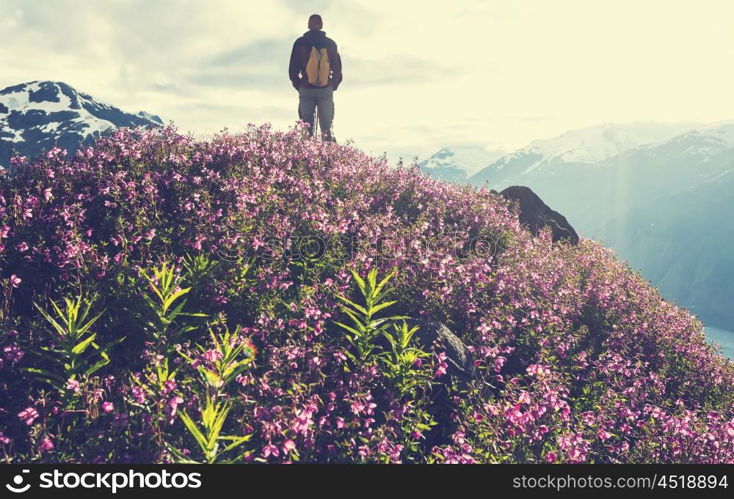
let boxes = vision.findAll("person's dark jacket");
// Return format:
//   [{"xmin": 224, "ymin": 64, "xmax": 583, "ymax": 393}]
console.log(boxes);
[{"xmin": 289, "ymin": 30, "xmax": 342, "ymax": 91}]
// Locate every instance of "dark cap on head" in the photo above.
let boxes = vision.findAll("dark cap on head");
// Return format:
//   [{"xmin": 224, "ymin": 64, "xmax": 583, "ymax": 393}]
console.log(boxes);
[{"xmin": 308, "ymin": 14, "xmax": 323, "ymax": 30}]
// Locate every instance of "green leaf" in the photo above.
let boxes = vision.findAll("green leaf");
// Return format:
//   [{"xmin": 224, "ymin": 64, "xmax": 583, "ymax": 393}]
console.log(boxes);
[
  {"xmin": 219, "ymin": 434, "xmax": 253, "ymax": 455},
  {"xmin": 179, "ymin": 411, "xmax": 208, "ymax": 450},
  {"xmin": 98, "ymin": 336, "xmax": 126, "ymax": 354},
  {"xmin": 164, "ymin": 286, "xmax": 191, "ymax": 312},
  {"xmin": 334, "ymin": 321, "xmax": 361, "ymax": 338},
  {"xmin": 350, "ymin": 270, "xmax": 366, "ymax": 296},
  {"xmin": 381, "ymin": 330, "xmax": 398, "ymax": 348},
  {"xmin": 374, "ymin": 269, "xmax": 396, "ymax": 298},
  {"xmin": 208, "ymin": 402, "xmax": 230, "ymax": 449},
  {"xmin": 71, "ymin": 333, "xmax": 97, "ymax": 355},
  {"xmin": 22, "ymin": 367, "xmax": 65, "ymax": 382},
  {"xmin": 341, "ymin": 309, "xmax": 366, "ymax": 331},
  {"xmin": 366, "ymin": 268, "xmax": 378, "ymax": 293},
  {"xmin": 165, "ymin": 443, "xmax": 201, "ymax": 464},
  {"xmin": 84, "ymin": 358, "xmax": 110, "ymax": 376},
  {"xmin": 335, "ymin": 295, "xmax": 369, "ymax": 316},
  {"xmin": 75, "ymin": 310, "xmax": 104, "ymax": 338},
  {"xmin": 34, "ymin": 302, "xmax": 67, "ymax": 338},
  {"xmin": 369, "ymin": 300, "xmax": 397, "ymax": 315}
]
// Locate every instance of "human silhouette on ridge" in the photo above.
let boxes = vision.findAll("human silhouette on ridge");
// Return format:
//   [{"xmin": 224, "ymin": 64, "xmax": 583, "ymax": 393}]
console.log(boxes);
[{"xmin": 289, "ymin": 14, "xmax": 342, "ymax": 142}]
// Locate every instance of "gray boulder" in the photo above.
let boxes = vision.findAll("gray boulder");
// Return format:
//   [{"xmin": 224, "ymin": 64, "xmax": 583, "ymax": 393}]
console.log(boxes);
[{"xmin": 407, "ymin": 319, "xmax": 475, "ymax": 381}]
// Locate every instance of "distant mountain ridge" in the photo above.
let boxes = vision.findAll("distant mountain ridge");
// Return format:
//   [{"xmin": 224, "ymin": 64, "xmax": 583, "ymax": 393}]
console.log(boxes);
[
  {"xmin": 469, "ymin": 122, "xmax": 701, "ymax": 187},
  {"xmin": 421, "ymin": 120, "xmax": 734, "ymax": 332},
  {"xmin": 418, "ymin": 145, "xmax": 505, "ymax": 183},
  {"xmin": 0, "ymin": 80, "xmax": 162, "ymax": 168}
]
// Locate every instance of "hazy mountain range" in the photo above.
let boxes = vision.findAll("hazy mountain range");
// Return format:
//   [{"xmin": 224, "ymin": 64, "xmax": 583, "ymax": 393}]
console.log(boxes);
[
  {"xmin": 419, "ymin": 145, "xmax": 506, "ymax": 183},
  {"xmin": 423, "ymin": 121, "xmax": 734, "ymax": 333}
]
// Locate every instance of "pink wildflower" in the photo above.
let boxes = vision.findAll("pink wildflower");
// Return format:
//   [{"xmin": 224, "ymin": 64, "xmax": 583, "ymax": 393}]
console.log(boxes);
[{"xmin": 18, "ymin": 407, "xmax": 39, "ymax": 426}]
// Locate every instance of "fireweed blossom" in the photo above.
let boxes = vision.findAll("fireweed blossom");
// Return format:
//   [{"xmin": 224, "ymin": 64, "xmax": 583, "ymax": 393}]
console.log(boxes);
[
  {"xmin": 0, "ymin": 124, "xmax": 732, "ymax": 463},
  {"xmin": 65, "ymin": 379, "xmax": 81, "ymax": 394},
  {"xmin": 18, "ymin": 407, "xmax": 39, "ymax": 426},
  {"xmin": 39, "ymin": 436, "xmax": 54, "ymax": 452}
]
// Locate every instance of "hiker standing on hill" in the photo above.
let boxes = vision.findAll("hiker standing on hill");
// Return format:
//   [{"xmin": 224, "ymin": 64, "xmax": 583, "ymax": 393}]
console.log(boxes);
[{"xmin": 289, "ymin": 14, "xmax": 342, "ymax": 142}]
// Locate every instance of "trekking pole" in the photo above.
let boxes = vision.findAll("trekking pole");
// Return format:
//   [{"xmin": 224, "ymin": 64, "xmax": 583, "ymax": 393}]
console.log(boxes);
[{"xmin": 314, "ymin": 111, "xmax": 320, "ymax": 141}]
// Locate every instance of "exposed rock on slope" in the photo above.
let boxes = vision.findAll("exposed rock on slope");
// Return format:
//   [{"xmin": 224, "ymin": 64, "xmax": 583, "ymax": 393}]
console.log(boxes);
[{"xmin": 500, "ymin": 185, "xmax": 580, "ymax": 244}]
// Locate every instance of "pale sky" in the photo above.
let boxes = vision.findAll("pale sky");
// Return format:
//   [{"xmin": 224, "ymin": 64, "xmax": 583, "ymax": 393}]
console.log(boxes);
[{"xmin": 1, "ymin": 0, "xmax": 733, "ymax": 162}]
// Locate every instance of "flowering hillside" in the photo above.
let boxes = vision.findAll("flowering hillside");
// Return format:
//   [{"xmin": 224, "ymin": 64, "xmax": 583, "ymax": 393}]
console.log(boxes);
[{"xmin": 1, "ymin": 125, "xmax": 732, "ymax": 463}]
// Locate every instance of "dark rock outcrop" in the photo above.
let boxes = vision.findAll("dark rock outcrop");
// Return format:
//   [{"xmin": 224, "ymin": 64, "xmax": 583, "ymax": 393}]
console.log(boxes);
[
  {"xmin": 405, "ymin": 319, "xmax": 476, "ymax": 448},
  {"xmin": 500, "ymin": 185, "xmax": 579, "ymax": 244},
  {"xmin": 407, "ymin": 319, "xmax": 475, "ymax": 382}
]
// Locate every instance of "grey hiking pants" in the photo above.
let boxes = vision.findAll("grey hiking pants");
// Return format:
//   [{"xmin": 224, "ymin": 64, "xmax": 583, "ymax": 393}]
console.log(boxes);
[{"xmin": 298, "ymin": 86, "xmax": 335, "ymax": 141}]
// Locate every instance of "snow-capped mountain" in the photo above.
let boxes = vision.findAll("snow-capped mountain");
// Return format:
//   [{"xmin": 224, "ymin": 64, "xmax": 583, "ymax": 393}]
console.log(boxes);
[
  {"xmin": 652, "ymin": 120, "xmax": 734, "ymax": 160},
  {"xmin": 462, "ymin": 120, "xmax": 734, "ymax": 235},
  {"xmin": 469, "ymin": 122, "xmax": 700, "ymax": 187},
  {"xmin": 0, "ymin": 81, "xmax": 163, "ymax": 169},
  {"xmin": 418, "ymin": 145, "xmax": 506, "ymax": 183},
  {"xmin": 457, "ymin": 120, "xmax": 734, "ymax": 332}
]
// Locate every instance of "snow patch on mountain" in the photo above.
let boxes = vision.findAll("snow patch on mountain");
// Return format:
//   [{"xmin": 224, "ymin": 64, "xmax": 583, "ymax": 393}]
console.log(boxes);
[
  {"xmin": 468, "ymin": 121, "xmax": 703, "ymax": 187},
  {"xmin": 510, "ymin": 122, "xmax": 700, "ymax": 175},
  {"xmin": 678, "ymin": 121, "xmax": 734, "ymax": 151},
  {"xmin": 2, "ymin": 82, "xmax": 108, "ymax": 142},
  {"xmin": 419, "ymin": 145, "xmax": 507, "ymax": 183},
  {"xmin": 420, "ymin": 145, "xmax": 506, "ymax": 176},
  {"xmin": 0, "ymin": 81, "xmax": 162, "ymax": 168},
  {"xmin": 136, "ymin": 111, "xmax": 164, "ymax": 126}
]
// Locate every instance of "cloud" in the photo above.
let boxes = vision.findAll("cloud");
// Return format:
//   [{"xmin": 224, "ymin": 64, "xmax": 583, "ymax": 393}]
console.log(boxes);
[
  {"xmin": 282, "ymin": 0, "xmax": 334, "ymax": 14},
  {"xmin": 345, "ymin": 55, "xmax": 456, "ymax": 87},
  {"xmin": 183, "ymin": 102, "xmax": 294, "ymax": 122},
  {"xmin": 186, "ymin": 38, "xmax": 293, "ymax": 90},
  {"xmin": 206, "ymin": 39, "xmax": 293, "ymax": 68},
  {"xmin": 185, "ymin": 71, "xmax": 282, "ymax": 89}
]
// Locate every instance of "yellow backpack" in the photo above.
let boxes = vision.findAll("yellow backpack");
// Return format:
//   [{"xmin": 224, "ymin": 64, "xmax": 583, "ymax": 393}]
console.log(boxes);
[{"xmin": 305, "ymin": 46, "xmax": 331, "ymax": 87}]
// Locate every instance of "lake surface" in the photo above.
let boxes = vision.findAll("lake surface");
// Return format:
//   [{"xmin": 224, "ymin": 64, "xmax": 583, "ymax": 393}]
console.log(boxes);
[{"xmin": 705, "ymin": 327, "xmax": 734, "ymax": 359}]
